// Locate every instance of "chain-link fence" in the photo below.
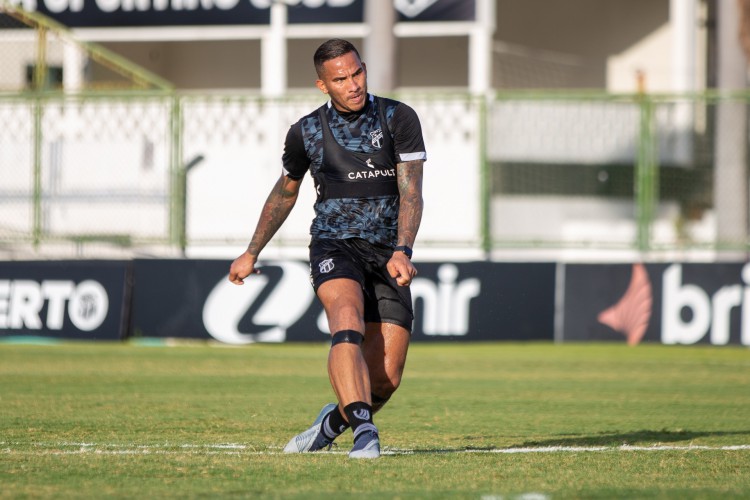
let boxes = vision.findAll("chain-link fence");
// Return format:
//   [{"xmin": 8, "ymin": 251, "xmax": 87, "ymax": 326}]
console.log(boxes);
[
  {"xmin": 0, "ymin": 93, "xmax": 176, "ymax": 254},
  {"xmin": 487, "ymin": 91, "xmax": 750, "ymax": 255},
  {"xmin": 0, "ymin": 2, "xmax": 175, "ymax": 257},
  {"xmin": 177, "ymin": 93, "xmax": 482, "ymax": 253},
  {"xmin": 3, "ymin": 90, "xmax": 749, "ymax": 258}
]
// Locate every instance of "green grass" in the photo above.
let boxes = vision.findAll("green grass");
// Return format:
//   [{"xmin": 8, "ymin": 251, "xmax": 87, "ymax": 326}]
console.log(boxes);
[{"xmin": 1, "ymin": 341, "xmax": 749, "ymax": 499}]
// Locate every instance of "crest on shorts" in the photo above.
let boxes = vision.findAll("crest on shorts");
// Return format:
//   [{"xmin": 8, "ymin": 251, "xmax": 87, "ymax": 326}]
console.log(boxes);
[
  {"xmin": 319, "ymin": 258, "xmax": 335, "ymax": 274},
  {"xmin": 370, "ymin": 129, "xmax": 383, "ymax": 148}
]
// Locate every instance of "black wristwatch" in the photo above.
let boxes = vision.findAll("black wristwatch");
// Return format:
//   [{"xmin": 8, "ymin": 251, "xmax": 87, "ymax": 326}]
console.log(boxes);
[{"xmin": 393, "ymin": 245, "xmax": 413, "ymax": 259}]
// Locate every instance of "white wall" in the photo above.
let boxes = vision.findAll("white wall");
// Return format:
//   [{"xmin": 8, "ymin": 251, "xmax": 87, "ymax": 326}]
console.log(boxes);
[{"xmin": 493, "ymin": 0, "xmax": 672, "ymax": 91}]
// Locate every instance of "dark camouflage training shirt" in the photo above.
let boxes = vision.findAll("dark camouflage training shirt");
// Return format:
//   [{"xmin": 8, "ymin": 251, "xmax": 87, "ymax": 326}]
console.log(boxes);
[{"xmin": 282, "ymin": 94, "xmax": 426, "ymax": 247}]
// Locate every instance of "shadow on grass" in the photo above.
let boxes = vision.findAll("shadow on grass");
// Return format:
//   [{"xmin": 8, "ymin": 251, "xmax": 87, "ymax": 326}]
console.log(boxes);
[
  {"xmin": 395, "ymin": 429, "xmax": 750, "ymax": 454},
  {"xmin": 514, "ymin": 428, "xmax": 750, "ymax": 448}
]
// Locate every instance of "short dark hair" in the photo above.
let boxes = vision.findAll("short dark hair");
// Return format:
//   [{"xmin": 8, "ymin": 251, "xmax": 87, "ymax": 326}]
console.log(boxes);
[{"xmin": 313, "ymin": 39, "xmax": 361, "ymax": 77}]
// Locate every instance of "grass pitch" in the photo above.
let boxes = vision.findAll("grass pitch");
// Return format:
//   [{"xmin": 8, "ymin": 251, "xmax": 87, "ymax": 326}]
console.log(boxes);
[{"xmin": 1, "ymin": 341, "xmax": 749, "ymax": 499}]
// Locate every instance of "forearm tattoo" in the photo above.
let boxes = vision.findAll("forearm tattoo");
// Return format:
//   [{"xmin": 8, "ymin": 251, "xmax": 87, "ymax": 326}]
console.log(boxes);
[
  {"xmin": 247, "ymin": 176, "xmax": 300, "ymax": 256},
  {"xmin": 396, "ymin": 160, "xmax": 424, "ymax": 248}
]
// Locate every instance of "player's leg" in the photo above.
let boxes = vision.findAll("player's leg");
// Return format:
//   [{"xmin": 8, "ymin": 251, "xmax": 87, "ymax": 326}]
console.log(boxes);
[
  {"xmin": 317, "ymin": 278, "xmax": 380, "ymax": 458},
  {"xmin": 316, "ymin": 278, "xmax": 370, "ymax": 408},
  {"xmin": 283, "ymin": 278, "xmax": 369, "ymax": 454},
  {"xmin": 361, "ymin": 245, "xmax": 414, "ymax": 413},
  {"xmin": 284, "ymin": 241, "xmax": 364, "ymax": 454},
  {"xmin": 300, "ymin": 321, "xmax": 411, "ymax": 455},
  {"xmin": 363, "ymin": 321, "xmax": 410, "ymax": 413},
  {"xmin": 284, "ymin": 239, "xmax": 380, "ymax": 458}
]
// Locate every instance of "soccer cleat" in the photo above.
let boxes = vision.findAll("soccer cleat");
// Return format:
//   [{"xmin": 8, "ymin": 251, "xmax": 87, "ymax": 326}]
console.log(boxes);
[
  {"xmin": 283, "ymin": 403, "xmax": 338, "ymax": 453},
  {"xmin": 348, "ymin": 429, "xmax": 380, "ymax": 459}
]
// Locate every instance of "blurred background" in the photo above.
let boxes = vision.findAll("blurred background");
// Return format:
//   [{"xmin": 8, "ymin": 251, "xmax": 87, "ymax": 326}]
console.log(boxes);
[{"xmin": 1, "ymin": 0, "xmax": 749, "ymax": 262}]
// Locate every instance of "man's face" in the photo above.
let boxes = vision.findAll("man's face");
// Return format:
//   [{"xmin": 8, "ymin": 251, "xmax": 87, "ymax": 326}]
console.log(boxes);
[{"xmin": 316, "ymin": 51, "xmax": 368, "ymax": 113}]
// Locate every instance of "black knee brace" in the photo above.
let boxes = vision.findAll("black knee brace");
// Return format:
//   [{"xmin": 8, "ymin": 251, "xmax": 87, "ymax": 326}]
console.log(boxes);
[{"xmin": 331, "ymin": 329, "xmax": 364, "ymax": 346}]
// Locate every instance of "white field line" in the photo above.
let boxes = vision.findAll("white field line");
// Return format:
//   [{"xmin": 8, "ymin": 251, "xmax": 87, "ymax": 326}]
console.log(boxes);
[{"xmin": 1, "ymin": 442, "xmax": 750, "ymax": 456}]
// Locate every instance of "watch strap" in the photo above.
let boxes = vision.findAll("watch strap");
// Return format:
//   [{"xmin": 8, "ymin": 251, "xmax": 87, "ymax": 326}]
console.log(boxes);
[{"xmin": 393, "ymin": 245, "xmax": 413, "ymax": 259}]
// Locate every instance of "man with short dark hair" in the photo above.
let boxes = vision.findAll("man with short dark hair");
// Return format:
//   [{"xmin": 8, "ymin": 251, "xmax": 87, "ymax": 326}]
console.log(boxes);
[{"xmin": 229, "ymin": 38, "xmax": 426, "ymax": 459}]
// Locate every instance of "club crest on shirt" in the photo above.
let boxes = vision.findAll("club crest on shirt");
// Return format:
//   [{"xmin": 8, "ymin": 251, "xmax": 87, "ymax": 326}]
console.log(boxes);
[
  {"xmin": 319, "ymin": 258, "xmax": 334, "ymax": 273},
  {"xmin": 370, "ymin": 129, "xmax": 383, "ymax": 148}
]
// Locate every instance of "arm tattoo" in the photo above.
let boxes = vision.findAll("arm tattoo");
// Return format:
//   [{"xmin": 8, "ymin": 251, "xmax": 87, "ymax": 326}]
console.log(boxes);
[
  {"xmin": 247, "ymin": 175, "xmax": 301, "ymax": 256},
  {"xmin": 396, "ymin": 160, "xmax": 424, "ymax": 248}
]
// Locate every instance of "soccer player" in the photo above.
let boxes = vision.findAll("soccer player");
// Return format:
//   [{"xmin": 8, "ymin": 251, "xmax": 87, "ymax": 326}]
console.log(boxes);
[{"xmin": 228, "ymin": 38, "xmax": 426, "ymax": 459}]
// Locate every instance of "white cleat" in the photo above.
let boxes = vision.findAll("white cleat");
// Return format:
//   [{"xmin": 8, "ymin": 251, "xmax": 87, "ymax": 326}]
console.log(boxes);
[{"xmin": 283, "ymin": 403, "xmax": 338, "ymax": 453}]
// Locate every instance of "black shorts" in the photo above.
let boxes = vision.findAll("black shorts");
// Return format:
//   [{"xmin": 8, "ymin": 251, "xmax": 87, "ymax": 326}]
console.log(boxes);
[{"xmin": 309, "ymin": 238, "xmax": 413, "ymax": 331}]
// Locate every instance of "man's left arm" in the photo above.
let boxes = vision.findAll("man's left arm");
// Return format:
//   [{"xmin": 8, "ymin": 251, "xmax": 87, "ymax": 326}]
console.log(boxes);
[
  {"xmin": 387, "ymin": 159, "xmax": 424, "ymax": 286},
  {"xmin": 396, "ymin": 159, "xmax": 424, "ymax": 249}
]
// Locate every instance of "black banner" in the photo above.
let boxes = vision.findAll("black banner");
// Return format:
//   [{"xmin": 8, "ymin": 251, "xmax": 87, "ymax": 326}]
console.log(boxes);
[
  {"xmin": 287, "ymin": 0, "xmax": 362, "ymax": 25},
  {"xmin": 395, "ymin": 0, "xmax": 474, "ymax": 22},
  {"xmin": 31, "ymin": 0, "xmax": 271, "ymax": 28},
  {"xmin": 562, "ymin": 262, "xmax": 750, "ymax": 346},
  {"xmin": 131, "ymin": 259, "xmax": 554, "ymax": 343},
  {"xmin": 7, "ymin": 0, "xmax": 473, "ymax": 28},
  {"xmin": 0, "ymin": 260, "xmax": 131, "ymax": 341},
  {"xmin": 411, "ymin": 262, "xmax": 553, "ymax": 341}
]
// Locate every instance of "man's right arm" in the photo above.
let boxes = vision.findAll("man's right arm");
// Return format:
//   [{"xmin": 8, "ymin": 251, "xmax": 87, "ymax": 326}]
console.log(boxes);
[{"xmin": 228, "ymin": 173, "xmax": 303, "ymax": 285}]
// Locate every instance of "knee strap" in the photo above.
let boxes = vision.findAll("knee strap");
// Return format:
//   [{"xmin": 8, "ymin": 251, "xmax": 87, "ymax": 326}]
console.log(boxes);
[{"xmin": 331, "ymin": 329, "xmax": 364, "ymax": 346}]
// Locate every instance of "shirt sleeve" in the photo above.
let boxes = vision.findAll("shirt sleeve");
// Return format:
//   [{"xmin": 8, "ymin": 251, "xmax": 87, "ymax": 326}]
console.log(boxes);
[
  {"xmin": 281, "ymin": 122, "xmax": 309, "ymax": 180},
  {"xmin": 390, "ymin": 103, "xmax": 427, "ymax": 163}
]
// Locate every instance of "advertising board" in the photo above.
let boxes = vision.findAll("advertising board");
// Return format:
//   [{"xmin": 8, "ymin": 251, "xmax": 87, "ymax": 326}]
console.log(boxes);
[
  {"xmin": 561, "ymin": 262, "xmax": 750, "ymax": 346},
  {"xmin": 131, "ymin": 259, "xmax": 555, "ymax": 343},
  {"xmin": 0, "ymin": 260, "xmax": 131, "ymax": 340}
]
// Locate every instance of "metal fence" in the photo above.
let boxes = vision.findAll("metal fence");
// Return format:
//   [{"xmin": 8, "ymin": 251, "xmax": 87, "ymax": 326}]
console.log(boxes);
[
  {"xmin": 486, "ymin": 91, "xmax": 749, "ymax": 256},
  {"xmin": 0, "ymin": 92, "xmax": 176, "ymax": 250},
  {"xmin": 0, "ymin": 2, "xmax": 175, "ymax": 257},
  {"xmin": 2, "ymin": 90, "xmax": 750, "ymax": 259}
]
